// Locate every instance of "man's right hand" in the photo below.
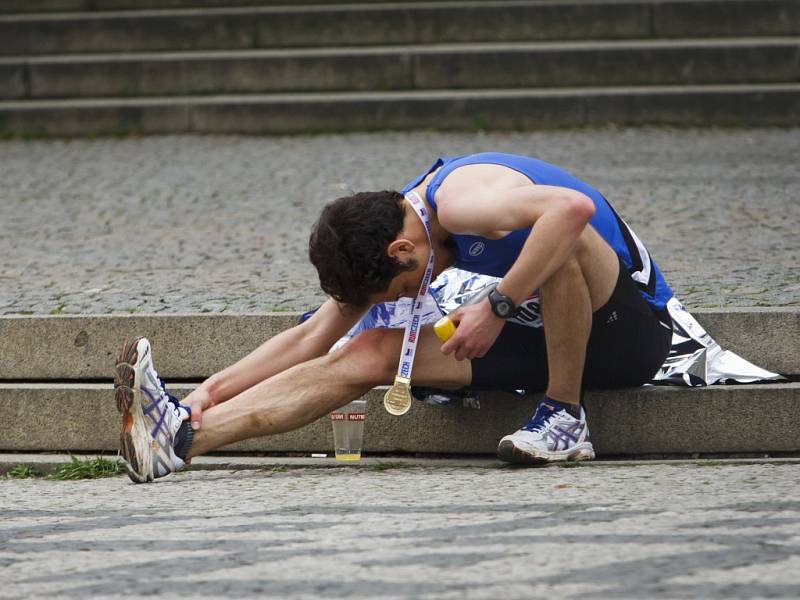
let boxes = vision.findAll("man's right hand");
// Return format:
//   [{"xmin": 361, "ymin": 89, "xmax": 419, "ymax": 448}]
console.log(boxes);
[{"xmin": 181, "ymin": 386, "xmax": 215, "ymax": 430}]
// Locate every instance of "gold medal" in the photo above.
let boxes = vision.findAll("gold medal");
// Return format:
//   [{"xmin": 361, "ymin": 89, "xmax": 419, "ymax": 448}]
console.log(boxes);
[
  {"xmin": 384, "ymin": 376, "xmax": 413, "ymax": 416},
  {"xmin": 383, "ymin": 191, "xmax": 432, "ymax": 418}
]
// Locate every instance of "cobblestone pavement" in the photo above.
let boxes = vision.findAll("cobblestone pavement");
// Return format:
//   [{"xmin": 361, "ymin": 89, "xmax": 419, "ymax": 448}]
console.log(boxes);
[
  {"xmin": 0, "ymin": 128, "xmax": 797, "ymax": 315},
  {"xmin": 1, "ymin": 462, "xmax": 799, "ymax": 599}
]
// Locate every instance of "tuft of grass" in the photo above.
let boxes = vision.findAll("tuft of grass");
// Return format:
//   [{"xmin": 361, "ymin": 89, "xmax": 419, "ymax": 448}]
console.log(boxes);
[
  {"xmin": 364, "ymin": 462, "xmax": 406, "ymax": 472},
  {"xmin": 5, "ymin": 465, "xmax": 36, "ymax": 479},
  {"xmin": 45, "ymin": 456, "xmax": 126, "ymax": 480},
  {"xmin": 558, "ymin": 462, "xmax": 585, "ymax": 469},
  {"xmin": 694, "ymin": 460, "xmax": 725, "ymax": 468},
  {"xmin": 267, "ymin": 465, "xmax": 289, "ymax": 473}
]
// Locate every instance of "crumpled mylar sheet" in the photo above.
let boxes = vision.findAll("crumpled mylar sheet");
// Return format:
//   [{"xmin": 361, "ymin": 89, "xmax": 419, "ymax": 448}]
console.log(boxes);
[{"xmin": 323, "ymin": 268, "xmax": 783, "ymax": 409}]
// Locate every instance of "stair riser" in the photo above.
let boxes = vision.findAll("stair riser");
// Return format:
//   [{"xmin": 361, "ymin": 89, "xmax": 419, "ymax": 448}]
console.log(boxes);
[
  {"xmin": 0, "ymin": 384, "xmax": 797, "ymax": 455},
  {"xmin": 0, "ymin": 0, "xmax": 455, "ymax": 13},
  {"xmin": 2, "ymin": 1, "xmax": 799, "ymax": 55},
  {"xmin": 0, "ymin": 310, "xmax": 795, "ymax": 381},
  {"xmin": 1, "ymin": 87, "xmax": 798, "ymax": 137},
  {"xmin": 2, "ymin": 44, "xmax": 797, "ymax": 100}
]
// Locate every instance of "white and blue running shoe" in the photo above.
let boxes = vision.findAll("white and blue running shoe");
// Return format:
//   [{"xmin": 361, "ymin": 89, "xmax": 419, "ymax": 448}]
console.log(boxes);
[
  {"xmin": 497, "ymin": 399, "xmax": 595, "ymax": 465},
  {"xmin": 114, "ymin": 338, "xmax": 189, "ymax": 483}
]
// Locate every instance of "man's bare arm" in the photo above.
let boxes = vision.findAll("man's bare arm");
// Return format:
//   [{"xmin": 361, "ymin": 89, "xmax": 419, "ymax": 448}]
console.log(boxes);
[
  {"xmin": 435, "ymin": 177, "xmax": 595, "ymax": 360},
  {"xmin": 183, "ymin": 298, "xmax": 365, "ymax": 428},
  {"xmin": 436, "ymin": 182, "xmax": 595, "ymax": 305}
]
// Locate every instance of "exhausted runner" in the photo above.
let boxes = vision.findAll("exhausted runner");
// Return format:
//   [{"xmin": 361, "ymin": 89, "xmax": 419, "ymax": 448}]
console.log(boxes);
[{"xmin": 114, "ymin": 152, "xmax": 674, "ymax": 482}]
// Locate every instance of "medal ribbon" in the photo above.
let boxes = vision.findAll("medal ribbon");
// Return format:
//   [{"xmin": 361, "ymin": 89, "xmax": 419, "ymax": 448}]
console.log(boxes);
[{"xmin": 393, "ymin": 190, "xmax": 436, "ymax": 387}]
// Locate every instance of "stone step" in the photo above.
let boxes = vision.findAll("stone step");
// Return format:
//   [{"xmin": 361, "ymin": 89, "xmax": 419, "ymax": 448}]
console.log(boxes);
[
  {"xmin": 0, "ymin": 308, "xmax": 795, "ymax": 381},
  {"xmin": 1, "ymin": 1, "xmax": 798, "ymax": 55},
  {"xmin": 1, "ymin": 83, "xmax": 798, "ymax": 136},
  {"xmin": 2, "ymin": 0, "xmax": 457, "ymax": 13},
  {"xmin": 2, "ymin": 38, "xmax": 797, "ymax": 100},
  {"xmin": 0, "ymin": 382, "xmax": 797, "ymax": 455}
]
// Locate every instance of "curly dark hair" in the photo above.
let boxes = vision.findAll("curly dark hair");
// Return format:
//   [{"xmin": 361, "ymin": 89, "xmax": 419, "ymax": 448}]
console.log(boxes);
[{"xmin": 309, "ymin": 190, "xmax": 417, "ymax": 307}]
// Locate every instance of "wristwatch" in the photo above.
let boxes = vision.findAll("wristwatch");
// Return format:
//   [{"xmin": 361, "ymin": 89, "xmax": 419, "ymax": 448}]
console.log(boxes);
[{"xmin": 488, "ymin": 287, "xmax": 518, "ymax": 319}]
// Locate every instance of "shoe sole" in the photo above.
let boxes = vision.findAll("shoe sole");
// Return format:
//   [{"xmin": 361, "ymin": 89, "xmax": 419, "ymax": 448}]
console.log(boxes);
[
  {"xmin": 496, "ymin": 440, "xmax": 595, "ymax": 466},
  {"xmin": 114, "ymin": 338, "xmax": 152, "ymax": 483}
]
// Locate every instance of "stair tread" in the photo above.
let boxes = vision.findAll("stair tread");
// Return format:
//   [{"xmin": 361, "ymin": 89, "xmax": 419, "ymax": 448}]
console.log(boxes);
[
  {"xmin": 1, "ymin": 36, "xmax": 798, "ymax": 64},
  {"xmin": 1, "ymin": 82, "xmax": 798, "ymax": 109}
]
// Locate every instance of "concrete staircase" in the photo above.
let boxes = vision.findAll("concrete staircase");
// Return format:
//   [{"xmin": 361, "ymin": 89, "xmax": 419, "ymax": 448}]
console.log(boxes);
[
  {"xmin": 1, "ymin": 309, "xmax": 797, "ymax": 457},
  {"xmin": 1, "ymin": 0, "xmax": 798, "ymax": 135}
]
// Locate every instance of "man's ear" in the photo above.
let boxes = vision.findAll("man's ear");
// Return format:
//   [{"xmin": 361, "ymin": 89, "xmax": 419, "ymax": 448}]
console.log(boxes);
[{"xmin": 387, "ymin": 238, "xmax": 415, "ymax": 261}]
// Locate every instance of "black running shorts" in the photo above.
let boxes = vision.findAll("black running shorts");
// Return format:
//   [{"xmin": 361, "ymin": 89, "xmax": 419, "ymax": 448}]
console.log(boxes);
[{"xmin": 470, "ymin": 258, "xmax": 673, "ymax": 391}]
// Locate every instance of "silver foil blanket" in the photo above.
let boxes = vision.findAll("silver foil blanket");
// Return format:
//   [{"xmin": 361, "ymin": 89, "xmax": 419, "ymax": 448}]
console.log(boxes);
[{"xmin": 329, "ymin": 268, "xmax": 783, "ymax": 407}]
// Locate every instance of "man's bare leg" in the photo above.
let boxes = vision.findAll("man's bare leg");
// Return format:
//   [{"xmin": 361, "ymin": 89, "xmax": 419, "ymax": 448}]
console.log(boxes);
[
  {"xmin": 495, "ymin": 230, "xmax": 618, "ymax": 464},
  {"xmin": 539, "ymin": 229, "xmax": 619, "ymax": 405},
  {"xmin": 186, "ymin": 229, "xmax": 617, "ymax": 460},
  {"xmin": 187, "ymin": 328, "xmax": 471, "ymax": 458}
]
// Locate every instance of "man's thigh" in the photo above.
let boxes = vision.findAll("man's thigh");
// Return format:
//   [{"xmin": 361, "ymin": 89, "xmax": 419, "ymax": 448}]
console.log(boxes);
[
  {"xmin": 576, "ymin": 225, "xmax": 621, "ymax": 311},
  {"xmin": 366, "ymin": 326, "xmax": 473, "ymax": 390}
]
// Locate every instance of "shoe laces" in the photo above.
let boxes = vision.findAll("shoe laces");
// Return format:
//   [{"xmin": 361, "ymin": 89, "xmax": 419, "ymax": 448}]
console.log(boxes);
[
  {"xmin": 521, "ymin": 401, "xmax": 561, "ymax": 433},
  {"xmin": 158, "ymin": 377, "xmax": 191, "ymax": 423},
  {"xmin": 157, "ymin": 377, "xmax": 181, "ymax": 410}
]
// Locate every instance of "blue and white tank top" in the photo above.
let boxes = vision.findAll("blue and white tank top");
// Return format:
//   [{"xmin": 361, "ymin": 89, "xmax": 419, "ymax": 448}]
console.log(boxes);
[{"xmin": 400, "ymin": 152, "xmax": 673, "ymax": 310}]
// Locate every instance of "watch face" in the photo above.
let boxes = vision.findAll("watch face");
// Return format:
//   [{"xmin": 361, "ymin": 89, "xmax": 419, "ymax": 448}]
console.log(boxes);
[{"xmin": 489, "ymin": 288, "xmax": 516, "ymax": 318}]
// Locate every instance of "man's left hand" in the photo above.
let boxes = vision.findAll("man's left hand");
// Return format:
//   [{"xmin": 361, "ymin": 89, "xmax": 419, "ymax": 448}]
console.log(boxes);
[{"xmin": 440, "ymin": 299, "xmax": 505, "ymax": 361}]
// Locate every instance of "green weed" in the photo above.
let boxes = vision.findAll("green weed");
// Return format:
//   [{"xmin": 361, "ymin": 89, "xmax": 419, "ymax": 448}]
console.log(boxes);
[
  {"xmin": 45, "ymin": 456, "xmax": 126, "ymax": 480},
  {"xmin": 364, "ymin": 462, "xmax": 406, "ymax": 472},
  {"xmin": 5, "ymin": 465, "xmax": 36, "ymax": 479},
  {"xmin": 267, "ymin": 465, "xmax": 289, "ymax": 473}
]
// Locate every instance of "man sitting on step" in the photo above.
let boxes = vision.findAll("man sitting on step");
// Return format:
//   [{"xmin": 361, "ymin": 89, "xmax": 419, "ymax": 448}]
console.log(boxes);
[{"xmin": 114, "ymin": 152, "xmax": 674, "ymax": 483}]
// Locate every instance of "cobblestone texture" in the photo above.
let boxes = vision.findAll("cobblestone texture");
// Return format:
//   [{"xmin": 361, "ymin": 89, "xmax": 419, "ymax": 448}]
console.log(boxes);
[
  {"xmin": 1, "ymin": 463, "xmax": 799, "ymax": 599},
  {"xmin": 0, "ymin": 128, "xmax": 797, "ymax": 315}
]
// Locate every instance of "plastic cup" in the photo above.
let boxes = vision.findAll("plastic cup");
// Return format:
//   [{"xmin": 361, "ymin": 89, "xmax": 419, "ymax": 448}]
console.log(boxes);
[{"xmin": 330, "ymin": 400, "xmax": 367, "ymax": 461}]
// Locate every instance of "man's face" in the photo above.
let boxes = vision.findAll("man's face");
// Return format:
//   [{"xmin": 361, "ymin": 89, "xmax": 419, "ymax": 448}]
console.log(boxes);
[
  {"xmin": 366, "ymin": 212, "xmax": 430, "ymax": 305},
  {"xmin": 368, "ymin": 257, "xmax": 424, "ymax": 305}
]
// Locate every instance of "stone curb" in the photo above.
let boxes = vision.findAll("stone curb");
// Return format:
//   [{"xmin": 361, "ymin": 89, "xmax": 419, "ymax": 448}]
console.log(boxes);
[
  {"xmin": 2, "ymin": 39, "xmax": 797, "ymax": 101},
  {"xmin": 3, "ymin": 453, "xmax": 800, "ymax": 477},
  {"xmin": 0, "ymin": 308, "xmax": 795, "ymax": 380},
  {"xmin": 1, "ymin": 383, "xmax": 798, "ymax": 455}
]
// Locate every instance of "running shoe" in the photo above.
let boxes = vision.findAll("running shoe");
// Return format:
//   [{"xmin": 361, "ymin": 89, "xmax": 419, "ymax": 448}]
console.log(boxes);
[
  {"xmin": 497, "ymin": 399, "xmax": 595, "ymax": 465},
  {"xmin": 114, "ymin": 338, "xmax": 189, "ymax": 483}
]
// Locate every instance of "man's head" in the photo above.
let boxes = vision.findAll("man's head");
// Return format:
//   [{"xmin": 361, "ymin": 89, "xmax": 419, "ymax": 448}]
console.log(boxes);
[{"xmin": 309, "ymin": 191, "xmax": 420, "ymax": 307}]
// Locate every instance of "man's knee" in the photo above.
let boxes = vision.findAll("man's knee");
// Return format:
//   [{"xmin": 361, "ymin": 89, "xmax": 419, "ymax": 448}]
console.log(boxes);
[
  {"xmin": 542, "ymin": 234, "xmax": 618, "ymax": 312},
  {"xmin": 334, "ymin": 328, "xmax": 399, "ymax": 386},
  {"xmin": 541, "ymin": 256, "xmax": 585, "ymax": 294}
]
